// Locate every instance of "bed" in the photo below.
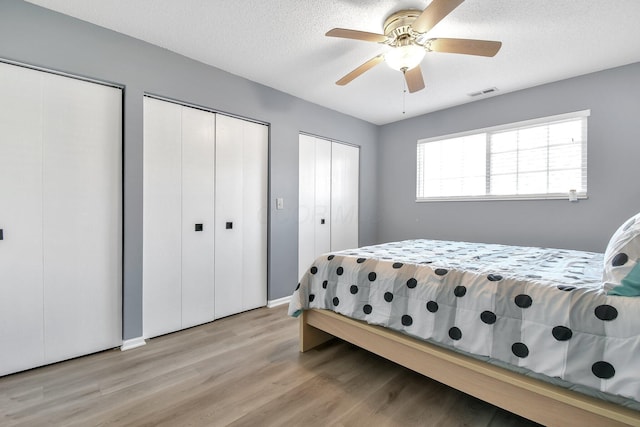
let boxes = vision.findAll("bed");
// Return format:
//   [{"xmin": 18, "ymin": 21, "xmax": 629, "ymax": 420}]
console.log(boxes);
[{"xmin": 288, "ymin": 213, "xmax": 640, "ymax": 427}]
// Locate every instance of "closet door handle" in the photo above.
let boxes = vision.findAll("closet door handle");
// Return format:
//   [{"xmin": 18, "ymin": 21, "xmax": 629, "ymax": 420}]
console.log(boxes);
[
  {"xmin": 0, "ymin": 229, "xmax": 3, "ymax": 240},
  {"xmin": 226, "ymin": 222, "xmax": 233, "ymax": 229},
  {"xmin": 194, "ymin": 224, "xmax": 203, "ymax": 231},
  {"xmin": 320, "ymin": 219, "xmax": 325, "ymax": 225}
]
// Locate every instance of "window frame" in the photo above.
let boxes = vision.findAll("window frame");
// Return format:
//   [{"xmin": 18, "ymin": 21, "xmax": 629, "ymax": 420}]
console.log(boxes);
[{"xmin": 416, "ymin": 110, "xmax": 590, "ymax": 202}]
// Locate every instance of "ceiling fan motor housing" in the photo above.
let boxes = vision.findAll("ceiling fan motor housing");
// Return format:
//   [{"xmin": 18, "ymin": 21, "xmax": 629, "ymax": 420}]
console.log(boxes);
[{"xmin": 383, "ymin": 9, "xmax": 423, "ymax": 46}]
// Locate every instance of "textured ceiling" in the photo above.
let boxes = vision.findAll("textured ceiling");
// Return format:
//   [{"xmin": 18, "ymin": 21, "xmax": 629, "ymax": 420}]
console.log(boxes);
[{"xmin": 25, "ymin": 0, "xmax": 640, "ymax": 125}]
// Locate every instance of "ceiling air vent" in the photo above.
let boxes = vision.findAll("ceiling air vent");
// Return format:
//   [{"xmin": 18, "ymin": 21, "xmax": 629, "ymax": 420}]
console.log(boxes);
[{"xmin": 468, "ymin": 87, "xmax": 499, "ymax": 97}]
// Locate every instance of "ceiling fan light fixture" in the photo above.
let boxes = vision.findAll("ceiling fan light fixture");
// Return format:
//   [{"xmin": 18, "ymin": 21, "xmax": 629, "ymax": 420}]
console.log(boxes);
[
  {"xmin": 326, "ymin": 1, "xmax": 502, "ymax": 92},
  {"xmin": 384, "ymin": 43, "xmax": 425, "ymax": 72}
]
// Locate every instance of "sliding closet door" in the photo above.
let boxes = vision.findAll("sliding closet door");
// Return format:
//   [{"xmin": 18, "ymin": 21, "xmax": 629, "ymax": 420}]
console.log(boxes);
[
  {"xmin": 42, "ymin": 73, "xmax": 122, "ymax": 361},
  {"xmin": 181, "ymin": 107, "xmax": 215, "ymax": 329},
  {"xmin": 214, "ymin": 114, "xmax": 267, "ymax": 319},
  {"xmin": 143, "ymin": 97, "xmax": 183, "ymax": 338},
  {"xmin": 330, "ymin": 142, "xmax": 359, "ymax": 252},
  {"xmin": 0, "ymin": 63, "xmax": 45, "ymax": 375}
]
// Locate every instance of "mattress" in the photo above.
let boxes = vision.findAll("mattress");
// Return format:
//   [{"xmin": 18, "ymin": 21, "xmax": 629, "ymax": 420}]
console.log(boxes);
[{"xmin": 289, "ymin": 239, "xmax": 640, "ymax": 404}]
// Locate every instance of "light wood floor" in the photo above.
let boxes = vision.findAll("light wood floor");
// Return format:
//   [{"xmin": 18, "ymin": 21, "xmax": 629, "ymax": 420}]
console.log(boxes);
[{"xmin": 0, "ymin": 305, "xmax": 542, "ymax": 427}]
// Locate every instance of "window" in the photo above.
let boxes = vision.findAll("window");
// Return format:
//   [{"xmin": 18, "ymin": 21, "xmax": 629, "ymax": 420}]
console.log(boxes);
[{"xmin": 416, "ymin": 110, "xmax": 589, "ymax": 201}]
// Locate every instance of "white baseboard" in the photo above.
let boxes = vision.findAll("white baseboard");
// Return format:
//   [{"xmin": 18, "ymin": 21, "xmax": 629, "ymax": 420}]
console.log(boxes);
[
  {"xmin": 121, "ymin": 337, "xmax": 146, "ymax": 351},
  {"xmin": 267, "ymin": 295, "xmax": 291, "ymax": 308}
]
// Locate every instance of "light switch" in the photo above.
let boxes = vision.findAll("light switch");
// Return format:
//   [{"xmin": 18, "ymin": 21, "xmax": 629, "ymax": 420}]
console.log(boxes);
[{"xmin": 276, "ymin": 197, "xmax": 284, "ymax": 210}]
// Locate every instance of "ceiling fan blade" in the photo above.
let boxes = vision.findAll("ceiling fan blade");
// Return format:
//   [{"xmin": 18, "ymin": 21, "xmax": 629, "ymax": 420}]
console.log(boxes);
[
  {"xmin": 326, "ymin": 28, "xmax": 388, "ymax": 43},
  {"xmin": 412, "ymin": 0, "xmax": 465, "ymax": 34},
  {"xmin": 427, "ymin": 38, "xmax": 502, "ymax": 57},
  {"xmin": 404, "ymin": 66, "xmax": 425, "ymax": 93},
  {"xmin": 336, "ymin": 55, "xmax": 384, "ymax": 86}
]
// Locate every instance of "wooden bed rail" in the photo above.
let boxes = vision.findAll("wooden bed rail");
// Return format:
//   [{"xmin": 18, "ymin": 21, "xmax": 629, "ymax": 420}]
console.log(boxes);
[{"xmin": 300, "ymin": 309, "xmax": 640, "ymax": 427}]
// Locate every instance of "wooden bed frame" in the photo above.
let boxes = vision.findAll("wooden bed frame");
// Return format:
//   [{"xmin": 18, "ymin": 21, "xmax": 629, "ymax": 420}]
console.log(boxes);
[{"xmin": 300, "ymin": 308, "xmax": 640, "ymax": 427}]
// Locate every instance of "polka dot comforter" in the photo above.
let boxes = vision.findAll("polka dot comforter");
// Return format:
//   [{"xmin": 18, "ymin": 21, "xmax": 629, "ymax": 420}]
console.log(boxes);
[{"xmin": 289, "ymin": 239, "xmax": 640, "ymax": 404}]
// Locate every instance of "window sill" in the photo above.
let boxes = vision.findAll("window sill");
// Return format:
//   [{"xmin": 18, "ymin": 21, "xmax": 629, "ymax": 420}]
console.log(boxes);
[{"xmin": 416, "ymin": 194, "xmax": 588, "ymax": 203}]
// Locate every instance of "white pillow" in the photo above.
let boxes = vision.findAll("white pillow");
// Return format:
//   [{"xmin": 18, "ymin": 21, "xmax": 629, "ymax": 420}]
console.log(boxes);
[{"xmin": 603, "ymin": 212, "xmax": 640, "ymax": 292}]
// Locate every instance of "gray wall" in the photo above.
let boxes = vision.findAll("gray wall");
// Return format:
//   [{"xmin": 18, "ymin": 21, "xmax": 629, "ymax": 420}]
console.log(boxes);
[
  {"xmin": 0, "ymin": 0, "xmax": 379, "ymax": 340},
  {"xmin": 378, "ymin": 62, "xmax": 640, "ymax": 253}
]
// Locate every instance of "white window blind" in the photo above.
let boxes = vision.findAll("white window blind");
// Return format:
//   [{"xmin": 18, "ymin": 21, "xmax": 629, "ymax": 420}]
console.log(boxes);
[{"xmin": 416, "ymin": 110, "xmax": 589, "ymax": 201}]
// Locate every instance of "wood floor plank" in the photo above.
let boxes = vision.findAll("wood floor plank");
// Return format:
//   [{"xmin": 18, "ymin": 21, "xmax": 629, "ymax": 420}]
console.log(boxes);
[{"xmin": 0, "ymin": 305, "xmax": 541, "ymax": 427}]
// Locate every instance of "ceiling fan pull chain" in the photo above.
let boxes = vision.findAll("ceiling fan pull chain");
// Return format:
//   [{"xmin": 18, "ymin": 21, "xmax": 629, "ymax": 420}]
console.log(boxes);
[{"xmin": 402, "ymin": 73, "xmax": 407, "ymax": 114}]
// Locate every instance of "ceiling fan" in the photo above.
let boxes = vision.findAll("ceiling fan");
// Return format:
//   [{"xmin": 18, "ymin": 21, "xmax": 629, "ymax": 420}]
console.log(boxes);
[{"xmin": 326, "ymin": 0, "xmax": 502, "ymax": 93}]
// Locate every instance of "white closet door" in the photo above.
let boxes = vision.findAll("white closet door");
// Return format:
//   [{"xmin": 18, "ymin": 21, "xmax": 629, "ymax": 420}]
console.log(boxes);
[
  {"xmin": 298, "ymin": 134, "xmax": 316, "ymax": 280},
  {"xmin": 240, "ymin": 120, "xmax": 268, "ymax": 311},
  {"xmin": 0, "ymin": 63, "xmax": 45, "ymax": 375},
  {"xmin": 214, "ymin": 115, "xmax": 244, "ymax": 318},
  {"xmin": 215, "ymin": 115, "xmax": 267, "ymax": 318},
  {"xmin": 331, "ymin": 142, "xmax": 359, "ymax": 251},
  {"xmin": 298, "ymin": 135, "xmax": 331, "ymax": 280},
  {"xmin": 181, "ymin": 106, "xmax": 216, "ymax": 328},
  {"xmin": 42, "ymin": 73, "xmax": 122, "ymax": 362},
  {"xmin": 143, "ymin": 97, "xmax": 183, "ymax": 338},
  {"xmin": 314, "ymin": 138, "xmax": 332, "ymax": 255}
]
